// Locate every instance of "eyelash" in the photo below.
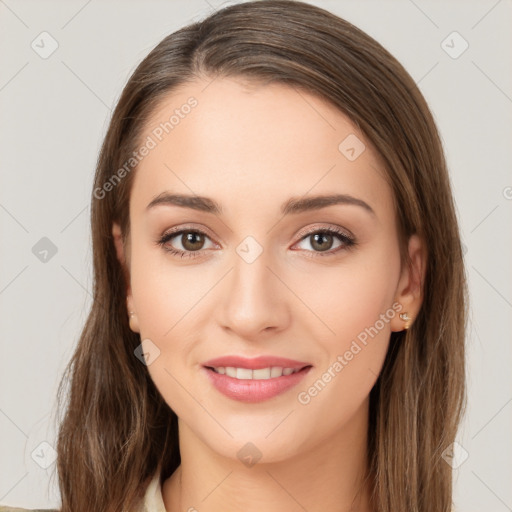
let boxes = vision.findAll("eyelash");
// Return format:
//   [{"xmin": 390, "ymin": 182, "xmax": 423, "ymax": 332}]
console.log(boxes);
[{"xmin": 156, "ymin": 225, "xmax": 356, "ymax": 260}]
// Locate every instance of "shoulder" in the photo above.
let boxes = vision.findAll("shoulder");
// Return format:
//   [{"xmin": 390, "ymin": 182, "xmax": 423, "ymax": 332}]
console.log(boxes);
[{"xmin": 0, "ymin": 507, "xmax": 59, "ymax": 512}]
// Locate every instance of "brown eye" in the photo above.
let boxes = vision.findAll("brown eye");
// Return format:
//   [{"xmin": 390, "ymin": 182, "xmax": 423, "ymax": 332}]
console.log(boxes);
[
  {"xmin": 181, "ymin": 231, "xmax": 206, "ymax": 251},
  {"xmin": 158, "ymin": 229, "xmax": 216, "ymax": 258},
  {"xmin": 293, "ymin": 227, "xmax": 355, "ymax": 256}
]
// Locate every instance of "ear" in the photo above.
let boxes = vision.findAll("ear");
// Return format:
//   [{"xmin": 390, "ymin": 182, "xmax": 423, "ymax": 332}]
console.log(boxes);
[
  {"xmin": 112, "ymin": 222, "xmax": 139, "ymax": 333},
  {"xmin": 390, "ymin": 234, "xmax": 427, "ymax": 332}
]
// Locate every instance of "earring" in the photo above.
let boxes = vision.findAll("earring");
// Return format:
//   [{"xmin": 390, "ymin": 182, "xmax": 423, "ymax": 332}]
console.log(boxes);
[
  {"xmin": 128, "ymin": 311, "xmax": 140, "ymax": 333},
  {"xmin": 399, "ymin": 312, "xmax": 412, "ymax": 330}
]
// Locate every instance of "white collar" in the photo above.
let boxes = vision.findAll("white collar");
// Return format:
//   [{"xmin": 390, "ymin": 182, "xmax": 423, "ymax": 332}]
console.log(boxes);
[{"xmin": 141, "ymin": 472, "xmax": 167, "ymax": 512}]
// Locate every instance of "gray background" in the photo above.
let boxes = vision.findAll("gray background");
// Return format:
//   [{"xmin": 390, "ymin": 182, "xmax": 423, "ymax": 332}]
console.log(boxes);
[{"xmin": 1, "ymin": 0, "xmax": 511, "ymax": 510}]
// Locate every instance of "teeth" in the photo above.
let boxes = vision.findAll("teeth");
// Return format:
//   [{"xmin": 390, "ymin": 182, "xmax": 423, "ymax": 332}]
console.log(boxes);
[
  {"xmin": 270, "ymin": 367, "xmax": 282, "ymax": 378},
  {"xmin": 236, "ymin": 368, "xmax": 252, "ymax": 379},
  {"xmin": 225, "ymin": 367, "xmax": 237, "ymax": 378},
  {"xmin": 253, "ymin": 368, "xmax": 270, "ymax": 379},
  {"xmin": 212, "ymin": 366, "xmax": 301, "ymax": 379}
]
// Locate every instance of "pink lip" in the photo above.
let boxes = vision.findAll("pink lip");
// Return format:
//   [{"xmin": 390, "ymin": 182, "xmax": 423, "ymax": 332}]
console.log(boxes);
[
  {"xmin": 202, "ymin": 355, "xmax": 311, "ymax": 370},
  {"xmin": 201, "ymin": 355, "xmax": 313, "ymax": 403}
]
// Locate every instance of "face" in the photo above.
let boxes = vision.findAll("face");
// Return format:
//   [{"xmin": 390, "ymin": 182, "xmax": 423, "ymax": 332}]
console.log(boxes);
[{"xmin": 113, "ymin": 77, "xmax": 423, "ymax": 463}]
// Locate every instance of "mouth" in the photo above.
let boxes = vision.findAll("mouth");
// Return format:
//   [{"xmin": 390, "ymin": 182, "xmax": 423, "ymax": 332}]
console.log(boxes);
[{"xmin": 201, "ymin": 362, "xmax": 313, "ymax": 403}]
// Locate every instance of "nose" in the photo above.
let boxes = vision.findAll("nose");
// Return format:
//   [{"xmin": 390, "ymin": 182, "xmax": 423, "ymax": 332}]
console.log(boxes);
[{"xmin": 216, "ymin": 247, "xmax": 291, "ymax": 339}]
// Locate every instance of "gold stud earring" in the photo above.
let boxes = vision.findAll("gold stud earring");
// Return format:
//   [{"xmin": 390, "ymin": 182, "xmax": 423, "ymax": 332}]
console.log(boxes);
[{"xmin": 399, "ymin": 312, "xmax": 412, "ymax": 330}]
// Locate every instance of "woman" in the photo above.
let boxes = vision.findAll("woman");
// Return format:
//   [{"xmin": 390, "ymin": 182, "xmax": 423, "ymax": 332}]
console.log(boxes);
[{"xmin": 0, "ymin": 1, "xmax": 467, "ymax": 511}]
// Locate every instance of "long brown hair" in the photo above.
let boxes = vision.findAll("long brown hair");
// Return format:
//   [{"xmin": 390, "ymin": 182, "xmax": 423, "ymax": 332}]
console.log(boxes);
[{"xmin": 52, "ymin": 1, "xmax": 468, "ymax": 511}]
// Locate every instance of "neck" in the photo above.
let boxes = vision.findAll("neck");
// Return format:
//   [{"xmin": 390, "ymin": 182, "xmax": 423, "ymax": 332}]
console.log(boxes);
[{"xmin": 162, "ymin": 398, "xmax": 375, "ymax": 512}]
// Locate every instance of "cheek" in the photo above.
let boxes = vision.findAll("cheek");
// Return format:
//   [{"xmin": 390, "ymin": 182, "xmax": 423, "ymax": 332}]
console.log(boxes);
[
  {"xmin": 129, "ymin": 235, "xmax": 205, "ymax": 338},
  {"xmin": 129, "ymin": 246, "xmax": 198, "ymax": 414},
  {"xmin": 291, "ymin": 239, "xmax": 401, "ymax": 406},
  {"xmin": 290, "ymin": 240, "xmax": 401, "ymax": 348},
  {"xmin": 128, "ymin": 237, "xmax": 210, "ymax": 399}
]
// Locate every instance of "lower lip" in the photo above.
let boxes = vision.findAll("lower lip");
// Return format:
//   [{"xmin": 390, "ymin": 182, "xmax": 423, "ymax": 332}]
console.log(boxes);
[{"xmin": 202, "ymin": 366, "xmax": 312, "ymax": 403}]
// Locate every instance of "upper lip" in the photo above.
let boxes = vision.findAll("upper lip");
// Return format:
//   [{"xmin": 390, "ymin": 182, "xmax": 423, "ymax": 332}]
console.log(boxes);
[{"xmin": 202, "ymin": 355, "xmax": 312, "ymax": 371}]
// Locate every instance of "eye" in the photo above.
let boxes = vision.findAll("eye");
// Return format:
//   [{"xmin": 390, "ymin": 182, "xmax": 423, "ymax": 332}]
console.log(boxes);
[
  {"xmin": 292, "ymin": 226, "xmax": 356, "ymax": 257},
  {"xmin": 157, "ymin": 225, "xmax": 356, "ymax": 259},
  {"xmin": 157, "ymin": 228, "xmax": 217, "ymax": 259}
]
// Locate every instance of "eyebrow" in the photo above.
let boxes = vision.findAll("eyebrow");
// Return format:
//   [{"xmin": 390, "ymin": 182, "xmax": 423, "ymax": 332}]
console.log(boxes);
[{"xmin": 146, "ymin": 192, "xmax": 376, "ymax": 217}]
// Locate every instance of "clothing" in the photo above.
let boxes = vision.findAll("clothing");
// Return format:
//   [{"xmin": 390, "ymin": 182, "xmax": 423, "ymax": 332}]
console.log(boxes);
[
  {"xmin": 0, "ymin": 472, "xmax": 166, "ymax": 512},
  {"xmin": 141, "ymin": 472, "xmax": 167, "ymax": 512}
]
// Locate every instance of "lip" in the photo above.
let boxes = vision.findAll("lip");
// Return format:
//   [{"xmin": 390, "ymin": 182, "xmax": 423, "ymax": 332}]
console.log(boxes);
[
  {"xmin": 202, "ymin": 355, "xmax": 311, "ymax": 370},
  {"xmin": 201, "ymin": 355, "xmax": 313, "ymax": 403}
]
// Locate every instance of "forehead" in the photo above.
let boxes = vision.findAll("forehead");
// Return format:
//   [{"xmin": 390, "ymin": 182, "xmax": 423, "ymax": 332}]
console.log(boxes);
[{"xmin": 130, "ymin": 77, "xmax": 392, "ymax": 221}]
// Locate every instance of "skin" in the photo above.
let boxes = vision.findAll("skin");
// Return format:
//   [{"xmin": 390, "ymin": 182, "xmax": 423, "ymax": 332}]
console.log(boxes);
[{"xmin": 113, "ymin": 77, "xmax": 426, "ymax": 512}]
